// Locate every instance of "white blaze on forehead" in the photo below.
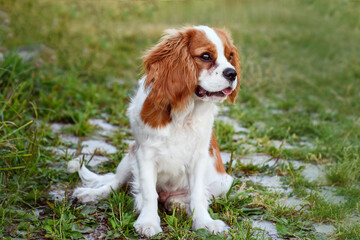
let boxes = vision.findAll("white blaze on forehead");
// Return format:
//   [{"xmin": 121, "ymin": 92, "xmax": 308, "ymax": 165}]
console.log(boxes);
[{"xmin": 194, "ymin": 25, "xmax": 225, "ymax": 60}]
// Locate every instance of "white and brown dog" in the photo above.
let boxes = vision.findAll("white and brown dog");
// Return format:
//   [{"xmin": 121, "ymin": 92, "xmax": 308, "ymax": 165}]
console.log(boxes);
[{"xmin": 68, "ymin": 25, "xmax": 241, "ymax": 237}]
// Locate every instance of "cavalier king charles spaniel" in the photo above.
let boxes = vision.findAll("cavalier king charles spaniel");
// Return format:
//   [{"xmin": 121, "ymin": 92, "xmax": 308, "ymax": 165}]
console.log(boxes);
[{"xmin": 68, "ymin": 25, "xmax": 241, "ymax": 237}]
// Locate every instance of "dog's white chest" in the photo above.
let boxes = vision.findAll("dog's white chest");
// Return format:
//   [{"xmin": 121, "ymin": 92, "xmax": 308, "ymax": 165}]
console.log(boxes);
[{"xmin": 153, "ymin": 106, "xmax": 215, "ymax": 190}]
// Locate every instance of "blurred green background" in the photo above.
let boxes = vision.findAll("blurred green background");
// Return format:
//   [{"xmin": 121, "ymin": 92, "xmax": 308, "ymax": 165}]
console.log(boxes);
[{"xmin": 1, "ymin": 0, "xmax": 359, "ymax": 239}]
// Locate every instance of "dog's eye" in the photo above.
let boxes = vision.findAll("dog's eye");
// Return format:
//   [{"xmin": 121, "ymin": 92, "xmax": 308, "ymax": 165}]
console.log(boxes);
[
  {"xmin": 200, "ymin": 53, "xmax": 212, "ymax": 62},
  {"xmin": 229, "ymin": 53, "xmax": 233, "ymax": 62}
]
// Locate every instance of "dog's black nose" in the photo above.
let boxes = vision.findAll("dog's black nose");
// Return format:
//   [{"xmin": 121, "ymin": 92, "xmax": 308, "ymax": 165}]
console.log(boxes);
[{"xmin": 222, "ymin": 68, "xmax": 237, "ymax": 82}]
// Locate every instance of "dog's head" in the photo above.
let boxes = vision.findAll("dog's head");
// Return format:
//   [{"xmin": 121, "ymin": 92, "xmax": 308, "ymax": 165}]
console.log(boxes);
[{"xmin": 141, "ymin": 26, "xmax": 241, "ymax": 128}]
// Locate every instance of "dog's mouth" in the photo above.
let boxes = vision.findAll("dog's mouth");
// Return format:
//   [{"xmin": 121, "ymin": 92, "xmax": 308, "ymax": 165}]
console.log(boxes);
[{"xmin": 195, "ymin": 86, "xmax": 233, "ymax": 98}]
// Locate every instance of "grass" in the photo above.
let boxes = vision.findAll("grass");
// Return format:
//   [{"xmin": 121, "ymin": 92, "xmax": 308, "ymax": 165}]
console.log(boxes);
[{"xmin": 1, "ymin": 0, "xmax": 360, "ymax": 239}]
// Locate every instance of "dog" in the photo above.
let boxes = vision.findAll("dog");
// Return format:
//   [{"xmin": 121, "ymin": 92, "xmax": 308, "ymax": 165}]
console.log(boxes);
[{"xmin": 68, "ymin": 25, "xmax": 241, "ymax": 237}]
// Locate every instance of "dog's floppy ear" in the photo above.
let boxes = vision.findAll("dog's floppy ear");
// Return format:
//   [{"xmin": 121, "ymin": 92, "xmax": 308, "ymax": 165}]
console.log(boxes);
[
  {"xmin": 228, "ymin": 46, "xmax": 241, "ymax": 104},
  {"xmin": 141, "ymin": 28, "xmax": 198, "ymax": 128}
]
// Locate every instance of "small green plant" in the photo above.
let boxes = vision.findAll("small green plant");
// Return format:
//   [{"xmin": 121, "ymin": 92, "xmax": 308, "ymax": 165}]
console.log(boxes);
[
  {"xmin": 42, "ymin": 200, "xmax": 84, "ymax": 239},
  {"xmin": 267, "ymin": 203, "xmax": 312, "ymax": 238},
  {"xmin": 101, "ymin": 188, "xmax": 137, "ymax": 238}
]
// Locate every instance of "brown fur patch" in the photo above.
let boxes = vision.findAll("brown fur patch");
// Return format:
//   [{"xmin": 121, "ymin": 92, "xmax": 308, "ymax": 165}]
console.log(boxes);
[
  {"xmin": 188, "ymin": 30, "xmax": 218, "ymax": 71},
  {"xmin": 209, "ymin": 131, "xmax": 227, "ymax": 174},
  {"xmin": 141, "ymin": 97, "xmax": 172, "ymax": 128}
]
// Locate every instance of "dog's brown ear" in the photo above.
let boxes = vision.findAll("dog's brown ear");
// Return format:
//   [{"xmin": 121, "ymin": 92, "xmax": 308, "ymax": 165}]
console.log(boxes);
[
  {"xmin": 140, "ymin": 28, "xmax": 198, "ymax": 128},
  {"xmin": 228, "ymin": 46, "xmax": 241, "ymax": 104}
]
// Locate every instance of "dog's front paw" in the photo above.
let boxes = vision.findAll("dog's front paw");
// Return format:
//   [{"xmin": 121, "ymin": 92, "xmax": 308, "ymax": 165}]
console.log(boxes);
[
  {"xmin": 193, "ymin": 219, "xmax": 229, "ymax": 234},
  {"xmin": 134, "ymin": 216, "xmax": 162, "ymax": 237}
]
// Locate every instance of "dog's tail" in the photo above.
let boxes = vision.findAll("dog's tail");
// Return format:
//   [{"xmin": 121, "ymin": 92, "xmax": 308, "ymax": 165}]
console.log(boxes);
[{"xmin": 68, "ymin": 150, "xmax": 133, "ymax": 203}]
